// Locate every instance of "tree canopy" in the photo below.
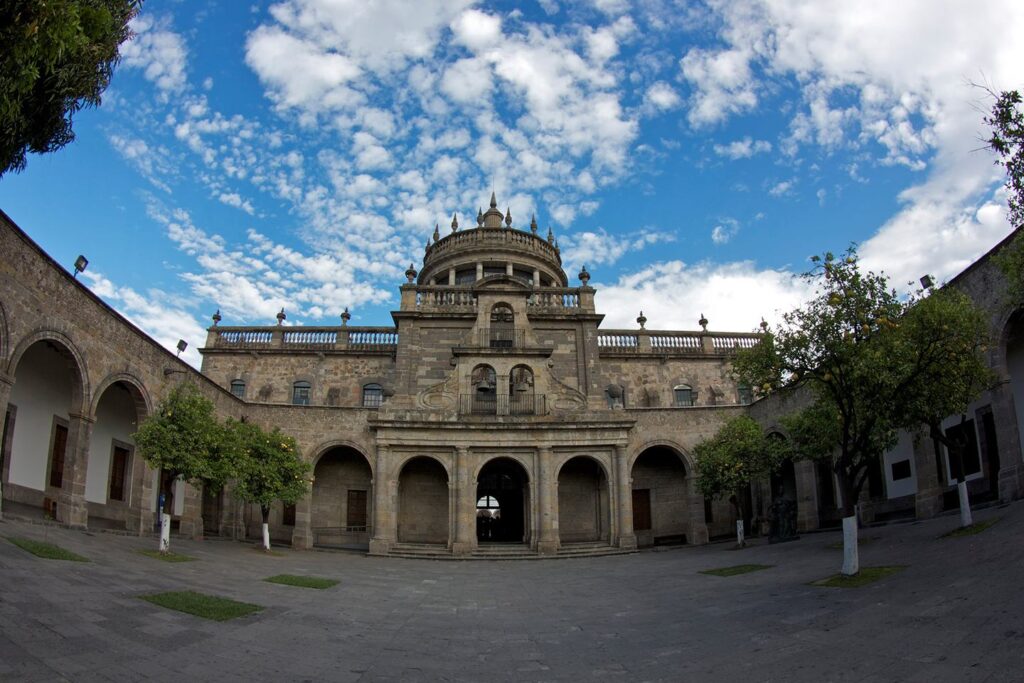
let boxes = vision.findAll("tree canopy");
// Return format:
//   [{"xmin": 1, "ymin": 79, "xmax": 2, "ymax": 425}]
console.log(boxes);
[
  {"xmin": 985, "ymin": 89, "xmax": 1024, "ymax": 304},
  {"xmin": 695, "ymin": 415, "xmax": 787, "ymax": 512},
  {"xmin": 229, "ymin": 420, "xmax": 311, "ymax": 524},
  {"xmin": 1, "ymin": 0, "xmax": 139, "ymax": 176}
]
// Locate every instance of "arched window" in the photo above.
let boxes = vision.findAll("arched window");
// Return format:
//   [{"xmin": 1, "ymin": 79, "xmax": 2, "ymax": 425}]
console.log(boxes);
[
  {"xmin": 509, "ymin": 365, "xmax": 535, "ymax": 415},
  {"xmin": 673, "ymin": 384, "xmax": 694, "ymax": 407},
  {"xmin": 362, "ymin": 383, "xmax": 383, "ymax": 408},
  {"xmin": 490, "ymin": 304, "xmax": 515, "ymax": 347},
  {"xmin": 292, "ymin": 381, "xmax": 311, "ymax": 405},
  {"xmin": 471, "ymin": 365, "xmax": 497, "ymax": 414},
  {"xmin": 230, "ymin": 379, "xmax": 246, "ymax": 399}
]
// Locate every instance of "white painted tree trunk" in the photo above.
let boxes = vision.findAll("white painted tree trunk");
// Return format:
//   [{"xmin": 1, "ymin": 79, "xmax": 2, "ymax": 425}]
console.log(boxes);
[
  {"xmin": 958, "ymin": 481, "xmax": 973, "ymax": 527},
  {"xmin": 841, "ymin": 514, "xmax": 859, "ymax": 576},
  {"xmin": 262, "ymin": 522, "xmax": 271, "ymax": 551},
  {"xmin": 735, "ymin": 519, "xmax": 745, "ymax": 548},
  {"xmin": 159, "ymin": 513, "xmax": 171, "ymax": 553}
]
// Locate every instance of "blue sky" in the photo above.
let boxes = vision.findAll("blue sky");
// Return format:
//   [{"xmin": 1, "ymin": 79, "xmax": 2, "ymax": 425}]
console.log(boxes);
[{"xmin": 1, "ymin": 0, "xmax": 1021, "ymax": 366}]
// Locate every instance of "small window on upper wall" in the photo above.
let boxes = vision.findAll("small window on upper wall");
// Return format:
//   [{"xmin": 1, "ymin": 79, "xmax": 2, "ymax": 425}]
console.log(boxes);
[
  {"xmin": 674, "ymin": 385, "xmax": 695, "ymax": 407},
  {"xmin": 230, "ymin": 380, "xmax": 246, "ymax": 399},
  {"xmin": 362, "ymin": 383, "xmax": 383, "ymax": 408},
  {"xmin": 292, "ymin": 381, "xmax": 311, "ymax": 406},
  {"xmin": 738, "ymin": 384, "xmax": 753, "ymax": 405}
]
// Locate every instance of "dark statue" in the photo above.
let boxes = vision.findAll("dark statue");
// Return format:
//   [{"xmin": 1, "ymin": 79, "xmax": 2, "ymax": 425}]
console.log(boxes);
[{"xmin": 769, "ymin": 487, "xmax": 799, "ymax": 544}]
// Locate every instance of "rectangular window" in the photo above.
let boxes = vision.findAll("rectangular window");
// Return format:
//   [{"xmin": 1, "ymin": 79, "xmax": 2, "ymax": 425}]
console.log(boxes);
[
  {"xmin": 738, "ymin": 385, "xmax": 753, "ymax": 405},
  {"xmin": 346, "ymin": 489, "xmax": 368, "ymax": 530},
  {"xmin": 890, "ymin": 459, "xmax": 912, "ymax": 481},
  {"xmin": 632, "ymin": 489, "xmax": 652, "ymax": 531},
  {"xmin": 292, "ymin": 383, "xmax": 311, "ymax": 406},
  {"xmin": 109, "ymin": 445, "xmax": 130, "ymax": 501},
  {"xmin": 282, "ymin": 503, "xmax": 296, "ymax": 526},
  {"xmin": 362, "ymin": 386, "xmax": 383, "ymax": 408},
  {"xmin": 230, "ymin": 380, "xmax": 246, "ymax": 399},
  {"xmin": 48, "ymin": 420, "xmax": 68, "ymax": 489},
  {"xmin": 674, "ymin": 388, "xmax": 693, "ymax": 407}
]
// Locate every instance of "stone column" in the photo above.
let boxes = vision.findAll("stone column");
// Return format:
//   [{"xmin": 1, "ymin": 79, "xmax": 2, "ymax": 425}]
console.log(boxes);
[
  {"xmin": 990, "ymin": 382, "xmax": 1023, "ymax": 502},
  {"xmin": 369, "ymin": 446, "xmax": 394, "ymax": 555},
  {"xmin": 452, "ymin": 447, "xmax": 475, "ymax": 555},
  {"xmin": 506, "ymin": 262, "xmax": 514, "ymax": 277},
  {"xmin": 686, "ymin": 476, "xmax": 709, "ymax": 545},
  {"xmin": 178, "ymin": 481, "xmax": 204, "ymax": 539},
  {"xmin": 126, "ymin": 454, "xmax": 155, "ymax": 536},
  {"xmin": 614, "ymin": 446, "xmax": 636, "ymax": 549},
  {"xmin": 448, "ymin": 268, "xmax": 456, "ymax": 286},
  {"xmin": 0, "ymin": 372, "xmax": 13, "ymax": 521},
  {"xmin": 538, "ymin": 447, "xmax": 559, "ymax": 554},
  {"xmin": 291, "ymin": 488, "xmax": 314, "ymax": 549},
  {"xmin": 533, "ymin": 269, "xmax": 540, "ymax": 286},
  {"xmin": 57, "ymin": 411, "xmax": 93, "ymax": 529},
  {"xmin": 793, "ymin": 460, "xmax": 819, "ymax": 532},
  {"xmin": 476, "ymin": 262, "xmax": 484, "ymax": 280},
  {"xmin": 914, "ymin": 433, "xmax": 945, "ymax": 519}
]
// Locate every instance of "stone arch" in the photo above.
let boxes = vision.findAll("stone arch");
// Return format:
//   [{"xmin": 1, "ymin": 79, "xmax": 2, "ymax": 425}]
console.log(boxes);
[
  {"xmin": 556, "ymin": 454, "xmax": 611, "ymax": 544},
  {"xmin": 396, "ymin": 455, "xmax": 450, "ymax": 544},
  {"xmin": 0, "ymin": 298, "xmax": 9, "ymax": 367},
  {"xmin": 475, "ymin": 456, "xmax": 531, "ymax": 544},
  {"xmin": 7, "ymin": 329, "xmax": 90, "ymax": 413},
  {"xmin": 89, "ymin": 372, "xmax": 152, "ymax": 422},
  {"xmin": 470, "ymin": 363, "xmax": 498, "ymax": 414},
  {"xmin": 310, "ymin": 443, "xmax": 375, "ymax": 548},
  {"xmin": 628, "ymin": 439, "xmax": 695, "ymax": 474},
  {"xmin": 630, "ymin": 444, "xmax": 691, "ymax": 547},
  {"xmin": 509, "ymin": 364, "xmax": 535, "ymax": 414},
  {"xmin": 309, "ymin": 439, "xmax": 375, "ymax": 476}
]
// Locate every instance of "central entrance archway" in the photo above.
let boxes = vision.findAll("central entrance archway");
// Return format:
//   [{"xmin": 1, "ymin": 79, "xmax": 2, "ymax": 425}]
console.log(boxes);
[
  {"xmin": 557, "ymin": 456, "xmax": 609, "ymax": 544},
  {"xmin": 397, "ymin": 456, "xmax": 449, "ymax": 545},
  {"xmin": 476, "ymin": 458, "xmax": 529, "ymax": 544}
]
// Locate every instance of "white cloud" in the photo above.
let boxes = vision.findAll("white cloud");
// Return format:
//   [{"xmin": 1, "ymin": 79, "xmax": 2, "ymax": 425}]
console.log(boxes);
[
  {"xmin": 768, "ymin": 179, "xmax": 795, "ymax": 197},
  {"xmin": 713, "ymin": 136, "xmax": 771, "ymax": 160},
  {"xmin": 560, "ymin": 228, "xmax": 674, "ymax": 271},
  {"xmin": 645, "ymin": 82, "xmax": 681, "ymax": 111},
  {"xmin": 710, "ymin": 218, "xmax": 739, "ymax": 244},
  {"xmin": 217, "ymin": 192, "xmax": 256, "ymax": 215},
  {"xmin": 121, "ymin": 16, "xmax": 188, "ymax": 95}
]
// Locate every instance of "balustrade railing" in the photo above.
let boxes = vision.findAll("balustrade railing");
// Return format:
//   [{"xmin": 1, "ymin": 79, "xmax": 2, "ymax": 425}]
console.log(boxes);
[
  {"xmin": 215, "ymin": 330, "xmax": 273, "ymax": 347},
  {"xmin": 459, "ymin": 393, "xmax": 546, "ymax": 416},
  {"xmin": 424, "ymin": 228, "xmax": 561, "ymax": 267},
  {"xmin": 598, "ymin": 330, "xmax": 761, "ymax": 355},
  {"xmin": 527, "ymin": 289, "xmax": 580, "ymax": 309},
  {"xmin": 210, "ymin": 326, "xmax": 397, "ymax": 351}
]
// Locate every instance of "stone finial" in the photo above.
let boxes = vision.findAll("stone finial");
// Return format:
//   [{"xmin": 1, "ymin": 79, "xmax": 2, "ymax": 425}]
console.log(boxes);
[
  {"xmin": 637, "ymin": 311, "xmax": 647, "ymax": 329},
  {"xmin": 211, "ymin": 309, "xmax": 222, "ymax": 326},
  {"xmin": 405, "ymin": 263, "xmax": 417, "ymax": 283},
  {"xmin": 477, "ymin": 207, "xmax": 484, "ymax": 227},
  {"xmin": 699, "ymin": 313, "xmax": 709, "ymax": 332},
  {"xmin": 432, "ymin": 223, "xmax": 440, "ymax": 242},
  {"xmin": 547, "ymin": 226, "xmax": 554, "ymax": 244},
  {"xmin": 276, "ymin": 308, "xmax": 286, "ymax": 325},
  {"xmin": 504, "ymin": 207, "xmax": 512, "ymax": 227},
  {"xmin": 554, "ymin": 239, "xmax": 560, "ymax": 254},
  {"xmin": 490, "ymin": 191, "xmax": 497, "ymax": 209},
  {"xmin": 759, "ymin": 317, "xmax": 768, "ymax": 331},
  {"xmin": 578, "ymin": 265, "xmax": 590, "ymax": 284},
  {"xmin": 451, "ymin": 213, "xmax": 459, "ymax": 232},
  {"xmin": 530, "ymin": 214, "xmax": 538, "ymax": 234},
  {"xmin": 425, "ymin": 238, "xmax": 430, "ymax": 253},
  {"xmin": 341, "ymin": 307, "xmax": 351, "ymax": 325}
]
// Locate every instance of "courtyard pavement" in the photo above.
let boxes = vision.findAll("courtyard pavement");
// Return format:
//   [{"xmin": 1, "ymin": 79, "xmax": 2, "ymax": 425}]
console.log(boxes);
[{"xmin": 1, "ymin": 503, "xmax": 1022, "ymax": 682}]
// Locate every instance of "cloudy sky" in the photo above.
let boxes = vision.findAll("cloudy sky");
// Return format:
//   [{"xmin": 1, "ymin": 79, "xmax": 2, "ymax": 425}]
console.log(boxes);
[{"xmin": 1, "ymin": 0, "xmax": 1021, "ymax": 366}]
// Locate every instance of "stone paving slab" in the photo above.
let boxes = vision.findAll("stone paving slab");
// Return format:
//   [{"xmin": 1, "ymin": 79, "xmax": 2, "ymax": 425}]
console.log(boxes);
[{"xmin": 1, "ymin": 503, "xmax": 1023, "ymax": 681}]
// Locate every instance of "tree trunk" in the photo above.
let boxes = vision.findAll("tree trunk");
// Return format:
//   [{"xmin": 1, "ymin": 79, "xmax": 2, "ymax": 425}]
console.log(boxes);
[
  {"xmin": 261, "ymin": 505, "xmax": 271, "ymax": 551},
  {"xmin": 732, "ymin": 493, "xmax": 746, "ymax": 548},
  {"xmin": 160, "ymin": 512, "xmax": 171, "ymax": 553},
  {"xmin": 930, "ymin": 421, "xmax": 973, "ymax": 528},
  {"xmin": 836, "ymin": 467, "xmax": 859, "ymax": 576}
]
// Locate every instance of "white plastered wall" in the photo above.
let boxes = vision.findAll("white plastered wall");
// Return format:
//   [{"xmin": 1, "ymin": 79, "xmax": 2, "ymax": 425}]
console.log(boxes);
[
  {"xmin": 86, "ymin": 386, "xmax": 137, "ymax": 504},
  {"xmin": 8, "ymin": 344, "xmax": 73, "ymax": 491},
  {"xmin": 882, "ymin": 430, "xmax": 918, "ymax": 499}
]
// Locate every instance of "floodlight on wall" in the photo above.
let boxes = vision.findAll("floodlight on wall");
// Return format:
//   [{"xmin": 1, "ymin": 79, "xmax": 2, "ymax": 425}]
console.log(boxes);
[
  {"xmin": 920, "ymin": 274, "xmax": 935, "ymax": 289},
  {"xmin": 73, "ymin": 255, "xmax": 88, "ymax": 278},
  {"xmin": 176, "ymin": 339, "xmax": 188, "ymax": 357}
]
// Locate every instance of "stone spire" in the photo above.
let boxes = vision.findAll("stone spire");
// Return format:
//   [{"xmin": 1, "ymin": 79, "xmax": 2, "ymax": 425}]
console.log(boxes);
[
  {"xmin": 432, "ymin": 223, "xmax": 440, "ymax": 242},
  {"xmin": 530, "ymin": 214, "xmax": 538, "ymax": 234},
  {"xmin": 477, "ymin": 207, "xmax": 484, "ymax": 227},
  {"xmin": 547, "ymin": 226, "xmax": 554, "ymax": 244},
  {"xmin": 490, "ymin": 191, "xmax": 497, "ymax": 208},
  {"xmin": 482, "ymin": 192, "xmax": 504, "ymax": 228},
  {"xmin": 451, "ymin": 213, "xmax": 459, "ymax": 232},
  {"xmin": 504, "ymin": 207, "xmax": 512, "ymax": 228}
]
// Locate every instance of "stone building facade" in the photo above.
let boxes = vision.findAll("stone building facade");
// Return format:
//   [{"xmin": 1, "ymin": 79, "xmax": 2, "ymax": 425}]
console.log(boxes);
[{"xmin": 1, "ymin": 198, "xmax": 1022, "ymax": 558}]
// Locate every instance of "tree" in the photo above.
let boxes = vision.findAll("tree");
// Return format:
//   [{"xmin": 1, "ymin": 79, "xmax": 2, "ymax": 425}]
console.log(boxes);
[
  {"xmin": 695, "ymin": 415, "xmax": 787, "ymax": 547},
  {"xmin": 1, "ymin": 0, "xmax": 139, "ymax": 176},
  {"xmin": 887, "ymin": 287, "xmax": 995, "ymax": 526},
  {"xmin": 229, "ymin": 420, "xmax": 311, "ymax": 551},
  {"xmin": 134, "ymin": 382, "xmax": 230, "ymax": 551},
  {"xmin": 985, "ymin": 89, "xmax": 1024, "ymax": 305},
  {"xmin": 733, "ymin": 248, "xmax": 904, "ymax": 575}
]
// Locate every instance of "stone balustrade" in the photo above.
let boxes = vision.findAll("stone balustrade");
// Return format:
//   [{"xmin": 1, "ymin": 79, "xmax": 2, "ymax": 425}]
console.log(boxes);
[
  {"xmin": 424, "ymin": 227, "xmax": 561, "ymax": 269},
  {"xmin": 206, "ymin": 326, "xmax": 398, "ymax": 352},
  {"xmin": 407, "ymin": 285, "xmax": 590, "ymax": 313},
  {"xmin": 598, "ymin": 330, "xmax": 761, "ymax": 356}
]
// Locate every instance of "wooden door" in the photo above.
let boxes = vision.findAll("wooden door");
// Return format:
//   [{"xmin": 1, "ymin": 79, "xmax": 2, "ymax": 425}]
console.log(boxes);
[{"xmin": 632, "ymin": 489, "xmax": 652, "ymax": 531}]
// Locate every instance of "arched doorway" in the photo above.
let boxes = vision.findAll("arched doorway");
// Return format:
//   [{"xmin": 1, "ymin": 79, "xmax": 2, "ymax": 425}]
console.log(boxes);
[
  {"xmin": 397, "ymin": 456, "xmax": 449, "ymax": 545},
  {"xmin": 87, "ymin": 380, "xmax": 148, "ymax": 530},
  {"xmin": 476, "ymin": 458, "xmax": 529, "ymax": 544},
  {"xmin": 311, "ymin": 446, "xmax": 373, "ymax": 549},
  {"xmin": 631, "ymin": 447, "xmax": 689, "ymax": 547},
  {"xmin": 557, "ymin": 456, "xmax": 609, "ymax": 544},
  {"xmin": 490, "ymin": 303, "xmax": 514, "ymax": 347},
  {"xmin": 4, "ymin": 339, "xmax": 85, "ymax": 519}
]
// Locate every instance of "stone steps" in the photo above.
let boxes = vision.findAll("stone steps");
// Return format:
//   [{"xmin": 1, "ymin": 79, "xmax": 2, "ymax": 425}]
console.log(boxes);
[{"xmin": 386, "ymin": 541, "xmax": 636, "ymax": 560}]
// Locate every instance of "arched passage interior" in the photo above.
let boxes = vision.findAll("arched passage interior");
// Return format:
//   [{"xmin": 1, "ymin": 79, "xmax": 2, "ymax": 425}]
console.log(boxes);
[
  {"xmin": 1007, "ymin": 310, "xmax": 1024, "ymax": 463},
  {"xmin": 397, "ymin": 456, "xmax": 449, "ymax": 544},
  {"xmin": 557, "ymin": 456, "xmax": 609, "ymax": 544},
  {"xmin": 4, "ymin": 340, "xmax": 83, "ymax": 516},
  {"xmin": 476, "ymin": 458, "xmax": 529, "ymax": 544},
  {"xmin": 630, "ymin": 446, "xmax": 689, "ymax": 546},
  {"xmin": 311, "ymin": 446, "xmax": 373, "ymax": 548},
  {"xmin": 86, "ymin": 381, "xmax": 147, "ymax": 529}
]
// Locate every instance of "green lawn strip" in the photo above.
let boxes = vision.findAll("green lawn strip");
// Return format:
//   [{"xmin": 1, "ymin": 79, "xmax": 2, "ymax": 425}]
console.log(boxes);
[
  {"xmin": 264, "ymin": 574, "xmax": 339, "ymax": 589},
  {"xmin": 137, "ymin": 549, "xmax": 196, "ymax": 562},
  {"xmin": 140, "ymin": 591, "xmax": 262, "ymax": 621},
  {"xmin": 699, "ymin": 564, "xmax": 773, "ymax": 577},
  {"xmin": 941, "ymin": 518, "xmax": 999, "ymax": 538},
  {"xmin": 7, "ymin": 537, "xmax": 89, "ymax": 562},
  {"xmin": 812, "ymin": 565, "xmax": 907, "ymax": 588}
]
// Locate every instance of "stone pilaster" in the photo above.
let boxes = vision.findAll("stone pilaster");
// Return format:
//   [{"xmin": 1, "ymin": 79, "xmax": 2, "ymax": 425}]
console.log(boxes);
[
  {"xmin": 686, "ymin": 476, "xmax": 709, "ymax": 545},
  {"xmin": 452, "ymin": 447, "xmax": 475, "ymax": 555},
  {"xmin": 614, "ymin": 445, "xmax": 636, "ymax": 549},
  {"xmin": 0, "ymin": 372, "xmax": 13, "ymax": 521},
  {"xmin": 126, "ymin": 453, "xmax": 155, "ymax": 536},
  {"xmin": 178, "ymin": 481, "xmax": 204, "ymax": 539},
  {"xmin": 291, "ymin": 488, "xmax": 314, "ymax": 549},
  {"xmin": 793, "ymin": 460, "xmax": 819, "ymax": 532},
  {"xmin": 57, "ymin": 411, "xmax": 93, "ymax": 529},
  {"xmin": 369, "ymin": 445, "xmax": 394, "ymax": 555},
  {"xmin": 537, "ymin": 447, "xmax": 559, "ymax": 554}
]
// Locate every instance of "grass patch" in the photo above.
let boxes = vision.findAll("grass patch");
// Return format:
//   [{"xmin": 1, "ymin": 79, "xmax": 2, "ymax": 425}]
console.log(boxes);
[
  {"xmin": 700, "ymin": 564, "xmax": 773, "ymax": 577},
  {"xmin": 137, "ymin": 549, "xmax": 196, "ymax": 563},
  {"xmin": 264, "ymin": 574, "xmax": 338, "ymax": 590},
  {"xmin": 941, "ymin": 518, "xmax": 999, "ymax": 538},
  {"xmin": 140, "ymin": 591, "xmax": 262, "ymax": 621},
  {"xmin": 812, "ymin": 565, "xmax": 907, "ymax": 588},
  {"xmin": 7, "ymin": 537, "xmax": 88, "ymax": 562}
]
